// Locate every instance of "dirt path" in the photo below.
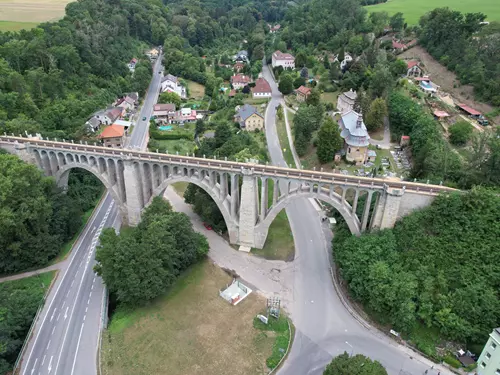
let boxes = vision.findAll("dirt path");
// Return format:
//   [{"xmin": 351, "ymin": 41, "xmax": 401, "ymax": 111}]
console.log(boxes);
[
  {"xmin": 400, "ymin": 46, "xmax": 494, "ymax": 116},
  {"xmin": 0, "ymin": 261, "xmax": 63, "ymax": 283}
]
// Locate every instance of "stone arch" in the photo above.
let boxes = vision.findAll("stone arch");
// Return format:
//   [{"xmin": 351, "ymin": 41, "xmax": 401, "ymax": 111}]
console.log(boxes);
[
  {"xmin": 257, "ymin": 189, "xmax": 362, "ymax": 236},
  {"xmin": 54, "ymin": 162, "xmax": 127, "ymax": 222},
  {"xmin": 150, "ymin": 174, "xmax": 238, "ymax": 243}
]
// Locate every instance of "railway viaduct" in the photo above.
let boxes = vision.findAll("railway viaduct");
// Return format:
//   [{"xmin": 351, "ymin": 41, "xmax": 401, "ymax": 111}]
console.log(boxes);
[{"xmin": 0, "ymin": 135, "xmax": 456, "ymax": 250}]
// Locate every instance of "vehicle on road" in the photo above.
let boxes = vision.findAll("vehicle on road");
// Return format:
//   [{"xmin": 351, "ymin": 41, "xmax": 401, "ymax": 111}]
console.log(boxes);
[
  {"xmin": 203, "ymin": 223, "xmax": 212, "ymax": 230},
  {"xmin": 142, "ymin": 116, "xmax": 147, "ymax": 121}
]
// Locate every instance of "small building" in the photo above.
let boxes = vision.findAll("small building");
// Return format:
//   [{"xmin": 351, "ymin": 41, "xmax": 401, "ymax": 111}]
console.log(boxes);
[
  {"xmin": 295, "ymin": 86, "xmax": 311, "ymax": 102},
  {"xmin": 392, "ymin": 39, "xmax": 416, "ymax": 54},
  {"xmin": 219, "ymin": 280, "xmax": 252, "ymax": 306},
  {"xmin": 476, "ymin": 328, "xmax": 500, "ymax": 375},
  {"xmin": 235, "ymin": 50, "xmax": 249, "ymax": 62},
  {"xmin": 433, "ymin": 110, "xmax": 450, "ymax": 120},
  {"xmin": 234, "ymin": 62, "xmax": 245, "ymax": 73},
  {"xmin": 146, "ymin": 48, "xmax": 159, "ymax": 60},
  {"xmin": 406, "ymin": 60, "xmax": 423, "ymax": 77},
  {"xmin": 230, "ymin": 74, "xmax": 251, "ymax": 90},
  {"xmin": 161, "ymin": 74, "xmax": 186, "ymax": 99},
  {"xmin": 338, "ymin": 110, "xmax": 370, "ymax": 165},
  {"xmin": 153, "ymin": 103, "xmax": 176, "ymax": 122},
  {"xmin": 235, "ymin": 104, "xmax": 264, "ymax": 131},
  {"xmin": 252, "ymin": 78, "xmax": 272, "ymax": 99},
  {"xmin": 272, "ymin": 50, "xmax": 295, "ymax": 69},
  {"xmin": 456, "ymin": 103, "xmax": 482, "ymax": 118},
  {"xmin": 400, "ymin": 135, "xmax": 410, "ymax": 147},
  {"xmin": 170, "ymin": 107, "xmax": 197, "ymax": 124},
  {"xmin": 127, "ymin": 58, "xmax": 137, "ymax": 72},
  {"xmin": 340, "ymin": 53, "xmax": 353, "ymax": 71},
  {"xmin": 114, "ymin": 96, "xmax": 135, "ymax": 112},
  {"xmin": 98, "ymin": 124, "xmax": 125, "ymax": 148},
  {"xmin": 126, "ymin": 92, "xmax": 139, "ymax": 104},
  {"xmin": 268, "ymin": 24, "xmax": 281, "ymax": 33},
  {"xmin": 91, "ymin": 107, "xmax": 122, "ymax": 126},
  {"xmin": 366, "ymin": 149, "xmax": 377, "ymax": 163},
  {"xmin": 337, "ymin": 89, "xmax": 357, "ymax": 115},
  {"xmin": 417, "ymin": 77, "xmax": 439, "ymax": 94},
  {"xmin": 85, "ymin": 117, "xmax": 101, "ymax": 133},
  {"xmin": 228, "ymin": 89, "xmax": 236, "ymax": 97},
  {"xmin": 112, "ymin": 119, "xmax": 132, "ymax": 130}
]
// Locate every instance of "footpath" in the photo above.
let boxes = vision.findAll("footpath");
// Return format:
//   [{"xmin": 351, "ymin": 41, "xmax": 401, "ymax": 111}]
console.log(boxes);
[{"xmin": 0, "ymin": 262, "xmax": 63, "ymax": 284}]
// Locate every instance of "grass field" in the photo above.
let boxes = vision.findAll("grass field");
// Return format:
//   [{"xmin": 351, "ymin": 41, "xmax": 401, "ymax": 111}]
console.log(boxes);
[
  {"xmin": 150, "ymin": 139, "xmax": 196, "ymax": 155},
  {"xmin": 366, "ymin": 0, "xmax": 500, "ymax": 25},
  {"xmin": 186, "ymin": 80, "xmax": 205, "ymax": 100},
  {"xmin": 102, "ymin": 261, "xmax": 278, "ymax": 375},
  {"xmin": 0, "ymin": 0, "xmax": 70, "ymax": 31}
]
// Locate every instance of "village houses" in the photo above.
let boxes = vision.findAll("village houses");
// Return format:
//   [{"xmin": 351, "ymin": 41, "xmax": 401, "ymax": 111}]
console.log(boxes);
[
  {"xmin": 127, "ymin": 58, "xmax": 137, "ymax": 73},
  {"xmin": 295, "ymin": 86, "xmax": 311, "ymax": 102},
  {"xmin": 338, "ymin": 110, "xmax": 371, "ymax": 165},
  {"xmin": 234, "ymin": 62, "xmax": 245, "ymax": 73},
  {"xmin": 272, "ymin": 50, "xmax": 295, "ymax": 69},
  {"xmin": 161, "ymin": 74, "xmax": 187, "ymax": 99},
  {"xmin": 153, "ymin": 103, "xmax": 176, "ymax": 123},
  {"xmin": 252, "ymin": 77, "xmax": 272, "ymax": 99},
  {"xmin": 230, "ymin": 74, "xmax": 252, "ymax": 90},
  {"xmin": 98, "ymin": 124, "xmax": 125, "ymax": 148},
  {"xmin": 406, "ymin": 60, "xmax": 424, "ymax": 77},
  {"xmin": 235, "ymin": 104, "xmax": 264, "ymax": 131}
]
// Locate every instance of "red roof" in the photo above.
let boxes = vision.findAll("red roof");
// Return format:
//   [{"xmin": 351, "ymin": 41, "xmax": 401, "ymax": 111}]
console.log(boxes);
[
  {"xmin": 392, "ymin": 40, "xmax": 406, "ymax": 49},
  {"xmin": 401, "ymin": 135, "xmax": 410, "ymax": 140},
  {"xmin": 457, "ymin": 103, "xmax": 481, "ymax": 116},
  {"xmin": 273, "ymin": 50, "xmax": 294, "ymax": 60},
  {"xmin": 231, "ymin": 74, "xmax": 251, "ymax": 84},
  {"xmin": 99, "ymin": 124, "xmax": 124, "ymax": 139},
  {"xmin": 296, "ymin": 86, "xmax": 311, "ymax": 96},
  {"xmin": 234, "ymin": 62, "xmax": 244, "ymax": 68},
  {"xmin": 407, "ymin": 60, "xmax": 419, "ymax": 69},
  {"xmin": 252, "ymin": 78, "xmax": 272, "ymax": 94},
  {"xmin": 154, "ymin": 103, "xmax": 175, "ymax": 112},
  {"xmin": 415, "ymin": 76, "xmax": 431, "ymax": 81},
  {"xmin": 229, "ymin": 89, "xmax": 236, "ymax": 97}
]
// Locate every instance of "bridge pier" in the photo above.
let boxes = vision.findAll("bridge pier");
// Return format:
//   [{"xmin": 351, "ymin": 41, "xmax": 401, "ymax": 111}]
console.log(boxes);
[
  {"xmin": 370, "ymin": 185, "xmax": 404, "ymax": 230},
  {"xmin": 123, "ymin": 159, "xmax": 143, "ymax": 226},
  {"xmin": 238, "ymin": 169, "xmax": 260, "ymax": 251}
]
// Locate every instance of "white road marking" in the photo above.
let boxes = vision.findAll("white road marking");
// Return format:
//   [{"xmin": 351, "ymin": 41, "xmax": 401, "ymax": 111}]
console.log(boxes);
[
  {"xmin": 64, "ymin": 306, "xmax": 69, "ymax": 320},
  {"xmin": 50, "ymin": 308, "xmax": 56, "ymax": 322},
  {"xmin": 41, "ymin": 355, "xmax": 46, "ymax": 366},
  {"xmin": 71, "ymin": 279, "xmax": 74, "ymax": 287},
  {"xmin": 87, "ymin": 298, "xmax": 90, "ymax": 305},
  {"xmin": 93, "ymin": 276, "xmax": 96, "ymax": 283},
  {"xmin": 91, "ymin": 284, "xmax": 94, "ymax": 290},
  {"xmin": 83, "ymin": 315, "xmax": 86, "ymax": 321},
  {"xmin": 48, "ymin": 355, "xmax": 53, "ymax": 373},
  {"xmin": 85, "ymin": 307, "xmax": 88, "ymax": 313},
  {"xmin": 51, "ymin": 327, "xmax": 55, "ymax": 335},
  {"xmin": 30, "ymin": 358, "xmax": 38, "ymax": 374},
  {"xmin": 56, "ymin": 313, "xmax": 60, "ymax": 321},
  {"xmin": 46, "ymin": 340, "xmax": 51, "ymax": 350},
  {"xmin": 70, "ymin": 323, "xmax": 85, "ymax": 375},
  {"xmin": 89, "ymin": 291, "xmax": 92, "ymax": 298}
]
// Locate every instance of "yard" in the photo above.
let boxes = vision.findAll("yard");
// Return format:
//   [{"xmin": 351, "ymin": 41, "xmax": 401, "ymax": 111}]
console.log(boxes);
[
  {"xmin": 366, "ymin": 0, "xmax": 500, "ymax": 25},
  {"xmin": 149, "ymin": 138, "xmax": 196, "ymax": 155},
  {"xmin": 320, "ymin": 91, "xmax": 339, "ymax": 106},
  {"xmin": 0, "ymin": 0, "xmax": 70, "ymax": 31},
  {"xmin": 186, "ymin": 80, "xmax": 206, "ymax": 100},
  {"xmin": 101, "ymin": 261, "xmax": 286, "ymax": 375}
]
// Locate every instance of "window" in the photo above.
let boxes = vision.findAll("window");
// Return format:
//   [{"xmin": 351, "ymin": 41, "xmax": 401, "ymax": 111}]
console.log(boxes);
[
  {"xmin": 486, "ymin": 352, "xmax": 491, "ymax": 359},
  {"xmin": 348, "ymin": 147, "xmax": 351, "ymax": 153},
  {"xmin": 492, "ymin": 342, "xmax": 498, "ymax": 350},
  {"xmin": 495, "ymin": 369, "xmax": 500, "ymax": 375},
  {"xmin": 481, "ymin": 362, "xmax": 487, "ymax": 368}
]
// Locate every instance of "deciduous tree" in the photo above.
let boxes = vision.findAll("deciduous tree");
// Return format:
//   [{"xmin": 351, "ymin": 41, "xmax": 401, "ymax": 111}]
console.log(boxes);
[{"xmin": 316, "ymin": 117, "xmax": 343, "ymax": 164}]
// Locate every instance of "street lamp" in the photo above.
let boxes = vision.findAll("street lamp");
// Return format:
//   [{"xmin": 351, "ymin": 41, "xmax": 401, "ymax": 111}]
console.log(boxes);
[{"xmin": 345, "ymin": 341, "xmax": 353, "ymax": 356}]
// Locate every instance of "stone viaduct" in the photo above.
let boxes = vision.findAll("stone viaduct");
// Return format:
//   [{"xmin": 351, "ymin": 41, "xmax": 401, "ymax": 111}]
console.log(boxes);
[{"xmin": 0, "ymin": 135, "xmax": 456, "ymax": 250}]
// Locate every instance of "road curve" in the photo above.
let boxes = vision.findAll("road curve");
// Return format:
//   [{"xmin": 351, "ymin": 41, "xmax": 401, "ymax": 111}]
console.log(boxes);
[
  {"xmin": 262, "ymin": 62, "xmax": 445, "ymax": 375},
  {"xmin": 19, "ymin": 55, "xmax": 163, "ymax": 375}
]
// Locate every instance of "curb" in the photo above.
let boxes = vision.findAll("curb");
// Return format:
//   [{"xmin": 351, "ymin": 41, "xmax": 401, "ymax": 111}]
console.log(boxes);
[{"xmin": 268, "ymin": 318, "xmax": 294, "ymax": 375}]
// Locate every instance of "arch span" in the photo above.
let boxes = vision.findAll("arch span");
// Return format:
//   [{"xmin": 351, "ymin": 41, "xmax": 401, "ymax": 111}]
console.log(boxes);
[
  {"xmin": 256, "ymin": 189, "xmax": 362, "ymax": 237},
  {"xmin": 54, "ymin": 163, "xmax": 128, "ymax": 222},
  {"xmin": 150, "ymin": 175, "xmax": 239, "ymax": 244}
]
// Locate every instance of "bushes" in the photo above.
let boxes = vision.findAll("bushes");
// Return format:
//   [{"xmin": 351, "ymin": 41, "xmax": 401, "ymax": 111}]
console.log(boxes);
[
  {"xmin": 443, "ymin": 355, "xmax": 461, "ymax": 369},
  {"xmin": 149, "ymin": 123, "xmax": 194, "ymax": 141},
  {"xmin": 449, "ymin": 121, "xmax": 473, "ymax": 145}
]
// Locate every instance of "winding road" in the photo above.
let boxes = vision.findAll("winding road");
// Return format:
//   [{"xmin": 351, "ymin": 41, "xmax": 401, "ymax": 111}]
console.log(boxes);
[
  {"xmin": 19, "ymin": 55, "xmax": 163, "ymax": 375},
  {"xmin": 261, "ymin": 62, "xmax": 447, "ymax": 375}
]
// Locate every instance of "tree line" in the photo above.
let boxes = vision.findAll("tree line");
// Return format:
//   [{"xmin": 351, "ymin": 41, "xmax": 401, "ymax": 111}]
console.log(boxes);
[{"xmin": 333, "ymin": 187, "xmax": 500, "ymax": 353}]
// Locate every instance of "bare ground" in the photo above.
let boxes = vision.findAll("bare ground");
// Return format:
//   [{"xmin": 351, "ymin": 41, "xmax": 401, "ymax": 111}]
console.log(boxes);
[{"xmin": 400, "ymin": 46, "xmax": 495, "ymax": 116}]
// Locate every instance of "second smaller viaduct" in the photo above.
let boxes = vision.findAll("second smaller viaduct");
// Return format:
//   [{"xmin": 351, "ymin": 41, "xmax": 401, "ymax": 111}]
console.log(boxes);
[{"xmin": 0, "ymin": 135, "xmax": 456, "ymax": 250}]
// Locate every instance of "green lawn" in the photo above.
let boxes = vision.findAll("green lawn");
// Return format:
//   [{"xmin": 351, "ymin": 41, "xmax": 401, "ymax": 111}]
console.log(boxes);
[
  {"xmin": 0, "ymin": 21, "xmax": 38, "ymax": 31},
  {"xmin": 276, "ymin": 115, "xmax": 296, "ymax": 167},
  {"xmin": 366, "ymin": 0, "xmax": 500, "ymax": 25},
  {"xmin": 320, "ymin": 91, "xmax": 339, "ymax": 106},
  {"xmin": 172, "ymin": 182, "xmax": 189, "ymax": 196},
  {"xmin": 150, "ymin": 139, "xmax": 196, "ymax": 156},
  {"xmin": 252, "ymin": 179, "xmax": 295, "ymax": 261},
  {"xmin": 186, "ymin": 80, "xmax": 205, "ymax": 100}
]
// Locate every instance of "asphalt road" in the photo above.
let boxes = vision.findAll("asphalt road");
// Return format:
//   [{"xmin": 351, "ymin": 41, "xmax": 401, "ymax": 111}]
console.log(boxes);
[
  {"xmin": 20, "ymin": 54, "xmax": 163, "ymax": 375},
  {"xmin": 262, "ymin": 63, "xmax": 442, "ymax": 375}
]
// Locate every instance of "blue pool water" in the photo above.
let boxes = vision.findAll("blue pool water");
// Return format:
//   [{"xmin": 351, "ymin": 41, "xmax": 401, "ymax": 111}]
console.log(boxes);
[{"xmin": 159, "ymin": 125, "xmax": 173, "ymax": 131}]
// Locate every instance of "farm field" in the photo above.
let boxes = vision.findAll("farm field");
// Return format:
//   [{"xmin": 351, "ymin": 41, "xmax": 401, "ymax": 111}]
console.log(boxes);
[
  {"xmin": 366, "ymin": 0, "xmax": 500, "ymax": 25},
  {"xmin": 0, "ymin": 0, "xmax": 70, "ymax": 31}
]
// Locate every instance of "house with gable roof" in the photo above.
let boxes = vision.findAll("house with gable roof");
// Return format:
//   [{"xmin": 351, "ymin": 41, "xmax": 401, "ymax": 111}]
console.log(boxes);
[
  {"xmin": 338, "ymin": 110, "xmax": 371, "ymax": 164},
  {"xmin": 161, "ymin": 74, "xmax": 186, "ymax": 99},
  {"xmin": 272, "ymin": 50, "xmax": 295, "ymax": 69},
  {"xmin": 235, "ymin": 104, "xmax": 264, "ymax": 131}
]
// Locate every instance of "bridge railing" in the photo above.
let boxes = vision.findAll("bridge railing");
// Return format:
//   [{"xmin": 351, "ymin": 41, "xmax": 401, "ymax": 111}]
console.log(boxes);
[{"xmin": 0, "ymin": 135, "xmax": 457, "ymax": 195}]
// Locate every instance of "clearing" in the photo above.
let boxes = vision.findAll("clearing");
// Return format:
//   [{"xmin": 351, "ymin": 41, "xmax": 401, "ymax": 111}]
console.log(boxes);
[
  {"xmin": 0, "ymin": 0, "xmax": 70, "ymax": 31},
  {"xmin": 186, "ymin": 80, "xmax": 205, "ymax": 100},
  {"xmin": 400, "ymin": 46, "xmax": 497, "ymax": 121},
  {"xmin": 102, "ymin": 261, "xmax": 287, "ymax": 375},
  {"xmin": 366, "ymin": 0, "xmax": 500, "ymax": 25}
]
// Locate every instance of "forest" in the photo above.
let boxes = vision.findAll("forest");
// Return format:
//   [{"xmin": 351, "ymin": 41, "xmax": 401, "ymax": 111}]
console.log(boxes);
[{"xmin": 334, "ymin": 187, "xmax": 500, "ymax": 354}]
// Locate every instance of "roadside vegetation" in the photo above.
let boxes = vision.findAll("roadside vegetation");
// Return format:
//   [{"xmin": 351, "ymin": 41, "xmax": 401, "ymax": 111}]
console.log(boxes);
[
  {"xmin": 323, "ymin": 353, "xmax": 388, "ymax": 375},
  {"xmin": 102, "ymin": 261, "xmax": 282, "ymax": 375},
  {"xmin": 0, "ymin": 271, "xmax": 55, "ymax": 373},
  {"xmin": 333, "ymin": 187, "xmax": 500, "ymax": 358}
]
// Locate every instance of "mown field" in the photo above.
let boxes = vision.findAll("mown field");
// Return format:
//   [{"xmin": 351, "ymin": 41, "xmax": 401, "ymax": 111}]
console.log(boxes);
[
  {"xmin": 366, "ymin": 0, "xmax": 500, "ymax": 25},
  {"xmin": 0, "ymin": 0, "xmax": 70, "ymax": 31}
]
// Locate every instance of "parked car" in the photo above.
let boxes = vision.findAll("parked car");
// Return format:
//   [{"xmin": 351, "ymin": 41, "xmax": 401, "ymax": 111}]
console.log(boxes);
[
  {"xmin": 142, "ymin": 116, "xmax": 147, "ymax": 121},
  {"xmin": 203, "ymin": 222, "xmax": 212, "ymax": 230}
]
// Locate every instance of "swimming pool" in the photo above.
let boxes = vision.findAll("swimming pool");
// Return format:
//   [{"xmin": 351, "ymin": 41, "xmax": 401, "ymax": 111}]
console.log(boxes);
[{"xmin": 159, "ymin": 125, "xmax": 173, "ymax": 131}]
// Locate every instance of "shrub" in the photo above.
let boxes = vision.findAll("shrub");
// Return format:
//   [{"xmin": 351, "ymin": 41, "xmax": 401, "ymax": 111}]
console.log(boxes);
[
  {"xmin": 443, "ymin": 355, "xmax": 461, "ymax": 369},
  {"xmin": 449, "ymin": 121, "xmax": 473, "ymax": 145}
]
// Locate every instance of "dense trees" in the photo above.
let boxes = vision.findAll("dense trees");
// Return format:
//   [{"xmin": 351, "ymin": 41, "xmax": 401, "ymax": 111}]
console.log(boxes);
[
  {"xmin": 278, "ymin": 74, "xmax": 294, "ymax": 95},
  {"xmin": 448, "ymin": 121, "xmax": 473, "ymax": 146},
  {"xmin": 323, "ymin": 353, "xmax": 387, "ymax": 375},
  {"xmin": 334, "ymin": 187, "xmax": 500, "ymax": 345},
  {"xmin": 418, "ymin": 8, "xmax": 500, "ymax": 105},
  {"xmin": 293, "ymin": 104, "xmax": 325, "ymax": 156},
  {"xmin": 95, "ymin": 197, "xmax": 208, "ymax": 305},
  {"xmin": 0, "ymin": 154, "xmax": 90, "ymax": 274},
  {"xmin": 316, "ymin": 117, "xmax": 343, "ymax": 164},
  {"xmin": 365, "ymin": 98, "xmax": 387, "ymax": 131}
]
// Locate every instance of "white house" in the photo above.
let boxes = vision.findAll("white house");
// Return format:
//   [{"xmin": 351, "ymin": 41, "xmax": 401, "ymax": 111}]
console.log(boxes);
[
  {"xmin": 406, "ymin": 60, "xmax": 423, "ymax": 77},
  {"xmin": 340, "ymin": 53, "xmax": 353, "ymax": 70},
  {"xmin": 161, "ymin": 74, "xmax": 186, "ymax": 99},
  {"xmin": 272, "ymin": 50, "xmax": 295, "ymax": 69},
  {"xmin": 128, "ymin": 58, "xmax": 137, "ymax": 73},
  {"xmin": 230, "ymin": 74, "xmax": 251, "ymax": 90},
  {"xmin": 153, "ymin": 103, "xmax": 176, "ymax": 122},
  {"xmin": 252, "ymin": 78, "xmax": 272, "ymax": 99},
  {"xmin": 91, "ymin": 107, "xmax": 122, "ymax": 126}
]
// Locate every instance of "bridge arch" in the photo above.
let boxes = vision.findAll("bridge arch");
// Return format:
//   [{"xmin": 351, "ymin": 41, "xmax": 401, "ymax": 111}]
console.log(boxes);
[
  {"xmin": 54, "ymin": 162, "xmax": 127, "ymax": 221},
  {"xmin": 150, "ymin": 174, "xmax": 239, "ymax": 243},
  {"xmin": 256, "ymin": 188, "xmax": 362, "ymax": 237}
]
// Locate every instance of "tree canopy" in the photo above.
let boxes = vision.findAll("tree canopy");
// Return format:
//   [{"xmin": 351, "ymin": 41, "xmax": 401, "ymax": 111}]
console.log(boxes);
[
  {"xmin": 316, "ymin": 117, "xmax": 343, "ymax": 164},
  {"xmin": 95, "ymin": 197, "xmax": 209, "ymax": 305},
  {"xmin": 323, "ymin": 352, "xmax": 388, "ymax": 375}
]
